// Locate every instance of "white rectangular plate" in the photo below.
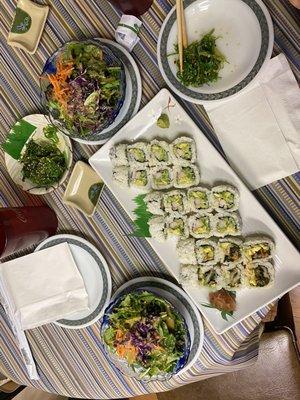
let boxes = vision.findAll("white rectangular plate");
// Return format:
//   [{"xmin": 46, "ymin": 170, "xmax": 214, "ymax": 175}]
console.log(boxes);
[{"xmin": 89, "ymin": 89, "xmax": 300, "ymax": 334}]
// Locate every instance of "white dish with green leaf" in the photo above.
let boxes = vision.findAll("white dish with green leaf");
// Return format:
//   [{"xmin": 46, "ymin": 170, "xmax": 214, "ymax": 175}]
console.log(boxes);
[{"xmin": 3, "ymin": 114, "xmax": 72, "ymax": 195}]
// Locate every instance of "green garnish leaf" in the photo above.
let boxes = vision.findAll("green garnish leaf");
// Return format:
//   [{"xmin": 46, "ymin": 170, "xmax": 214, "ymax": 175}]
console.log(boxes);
[
  {"xmin": 1, "ymin": 119, "xmax": 36, "ymax": 160},
  {"xmin": 88, "ymin": 182, "xmax": 104, "ymax": 206},
  {"xmin": 157, "ymin": 113, "xmax": 170, "ymax": 129},
  {"xmin": 129, "ymin": 194, "xmax": 153, "ymax": 238},
  {"xmin": 43, "ymin": 124, "xmax": 59, "ymax": 144}
]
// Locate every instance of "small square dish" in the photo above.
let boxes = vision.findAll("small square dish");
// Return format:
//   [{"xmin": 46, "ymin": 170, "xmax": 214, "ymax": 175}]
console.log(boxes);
[{"xmin": 63, "ymin": 161, "xmax": 104, "ymax": 217}]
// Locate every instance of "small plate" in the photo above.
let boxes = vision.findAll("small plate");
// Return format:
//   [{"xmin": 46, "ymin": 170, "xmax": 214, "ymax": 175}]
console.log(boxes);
[
  {"xmin": 4, "ymin": 114, "xmax": 72, "ymax": 195},
  {"xmin": 157, "ymin": 0, "xmax": 274, "ymax": 104},
  {"xmin": 63, "ymin": 161, "xmax": 104, "ymax": 217},
  {"xmin": 35, "ymin": 234, "xmax": 112, "ymax": 329},
  {"xmin": 101, "ymin": 277, "xmax": 204, "ymax": 379}
]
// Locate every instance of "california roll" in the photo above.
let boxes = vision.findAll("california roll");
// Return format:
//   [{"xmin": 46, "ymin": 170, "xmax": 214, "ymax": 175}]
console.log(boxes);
[
  {"xmin": 213, "ymin": 212, "xmax": 241, "ymax": 237},
  {"xmin": 166, "ymin": 213, "xmax": 188, "ymax": 239},
  {"xmin": 188, "ymin": 212, "xmax": 213, "ymax": 239},
  {"xmin": 187, "ymin": 186, "xmax": 212, "ymax": 212},
  {"xmin": 110, "ymin": 143, "xmax": 128, "ymax": 166},
  {"xmin": 177, "ymin": 238, "xmax": 197, "ymax": 265},
  {"xmin": 149, "ymin": 140, "xmax": 171, "ymax": 166},
  {"xmin": 144, "ymin": 191, "xmax": 164, "ymax": 215},
  {"xmin": 148, "ymin": 216, "xmax": 166, "ymax": 242},
  {"xmin": 127, "ymin": 142, "xmax": 149, "ymax": 164},
  {"xmin": 150, "ymin": 166, "xmax": 173, "ymax": 190},
  {"xmin": 211, "ymin": 185, "xmax": 239, "ymax": 213},
  {"xmin": 163, "ymin": 190, "xmax": 188, "ymax": 214},
  {"xmin": 113, "ymin": 166, "xmax": 129, "ymax": 187},
  {"xmin": 174, "ymin": 164, "xmax": 200, "ymax": 189},
  {"xmin": 129, "ymin": 166, "xmax": 150, "ymax": 190},
  {"xmin": 171, "ymin": 137, "xmax": 196, "ymax": 164}
]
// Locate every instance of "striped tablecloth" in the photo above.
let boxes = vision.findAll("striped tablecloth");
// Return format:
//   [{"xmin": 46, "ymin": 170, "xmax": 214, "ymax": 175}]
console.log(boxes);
[{"xmin": 0, "ymin": 1, "xmax": 299, "ymax": 398}]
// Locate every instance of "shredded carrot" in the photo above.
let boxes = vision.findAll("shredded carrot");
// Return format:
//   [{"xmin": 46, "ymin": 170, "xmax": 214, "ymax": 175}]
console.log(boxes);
[
  {"xmin": 115, "ymin": 329, "xmax": 124, "ymax": 341},
  {"xmin": 116, "ymin": 342, "xmax": 138, "ymax": 364},
  {"xmin": 47, "ymin": 57, "xmax": 74, "ymax": 110}
]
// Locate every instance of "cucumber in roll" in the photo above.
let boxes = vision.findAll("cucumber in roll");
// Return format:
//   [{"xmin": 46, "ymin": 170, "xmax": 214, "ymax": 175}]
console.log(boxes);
[
  {"xmin": 127, "ymin": 142, "xmax": 149, "ymax": 164},
  {"xmin": 129, "ymin": 166, "xmax": 150, "ymax": 190}
]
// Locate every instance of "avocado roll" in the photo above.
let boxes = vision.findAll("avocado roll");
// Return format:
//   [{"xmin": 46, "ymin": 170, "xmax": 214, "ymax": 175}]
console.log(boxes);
[
  {"xmin": 211, "ymin": 185, "xmax": 239, "ymax": 212},
  {"xmin": 144, "ymin": 191, "xmax": 164, "ymax": 215},
  {"xmin": 149, "ymin": 140, "xmax": 171, "ymax": 166},
  {"xmin": 166, "ymin": 212, "xmax": 188, "ymax": 239},
  {"xmin": 195, "ymin": 239, "xmax": 219, "ymax": 265},
  {"xmin": 188, "ymin": 212, "xmax": 213, "ymax": 239},
  {"xmin": 129, "ymin": 166, "xmax": 150, "ymax": 190},
  {"xmin": 219, "ymin": 237, "xmax": 243, "ymax": 264},
  {"xmin": 163, "ymin": 190, "xmax": 188, "ymax": 214},
  {"xmin": 148, "ymin": 216, "xmax": 166, "ymax": 242},
  {"xmin": 179, "ymin": 265, "xmax": 199, "ymax": 286},
  {"xmin": 242, "ymin": 236, "xmax": 275, "ymax": 263},
  {"xmin": 213, "ymin": 212, "xmax": 241, "ymax": 237},
  {"xmin": 222, "ymin": 263, "xmax": 244, "ymax": 290},
  {"xmin": 150, "ymin": 166, "xmax": 173, "ymax": 190},
  {"xmin": 109, "ymin": 143, "xmax": 128, "ymax": 166},
  {"xmin": 244, "ymin": 261, "xmax": 274, "ymax": 288},
  {"xmin": 187, "ymin": 186, "xmax": 212, "ymax": 212},
  {"xmin": 127, "ymin": 142, "xmax": 149, "ymax": 164},
  {"xmin": 112, "ymin": 166, "xmax": 129, "ymax": 187},
  {"xmin": 177, "ymin": 238, "xmax": 197, "ymax": 265},
  {"xmin": 198, "ymin": 265, "xmax": 223, "ymax": 289},
  {"xmin": 174, "ymin": 164, "xmax": 200, "ymax": 188},
  {"xmin": 171, "ymin": 136, "xmax": 196, "ymax": 164}
]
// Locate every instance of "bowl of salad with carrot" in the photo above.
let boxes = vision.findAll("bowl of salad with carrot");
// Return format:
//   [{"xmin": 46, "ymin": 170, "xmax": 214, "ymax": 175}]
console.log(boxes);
[
  {"xmin": 101, "ymin": 290, "xmax": 190, "ymax": 381},
  {"xmin": 40, "ymin": 40, "xmax": 125, "ymax": 141}
]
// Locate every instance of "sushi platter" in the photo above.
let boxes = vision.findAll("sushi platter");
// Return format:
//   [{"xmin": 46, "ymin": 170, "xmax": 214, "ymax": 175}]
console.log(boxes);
[{"xmin": 90, "ymin": 88, "xmax": 300, "ymax": 334}]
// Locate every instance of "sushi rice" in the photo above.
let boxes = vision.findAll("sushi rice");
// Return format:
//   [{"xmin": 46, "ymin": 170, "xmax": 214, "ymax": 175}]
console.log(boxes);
[
  {"xmin": 179, "ymin": 265, "xmax": 199, "ymax": 286},
  {"xmin": 149, "ymin": 140, "xmax": 171, "ymax": 166},
  {"xmin": 129, "ymin": 166, "xmax": 150, "ymax": 190},
  {"xmin": 144, "ymin": 191, "xmax": 164, "ymax": 215},
  {"xmin": 198, "ymin": 265, "xmax": 223, "ymax": 289},
  {"xmin": 150, "ymin": 166, "xmax": 173, "ymax": 190},
  {"xmin": 187, "ymin": 186, "xmax": 212, "ymax": 213},
  {"xmin": 148, "ymin": 216, "xmax": 166, "ymax": 242},
  {"xmin": 213, "ymin": 212, "xmax": 242, "ymax": 237},
  {"xmin": 112, "ymin": 166, "xmax": 129, "ymax": 187},
  {"xmin": 244, "ymin": 261, "xmax": 275, "ymax": 288},
  {"xmin": 219, "ymin": 237, "xmax": 243, "ymax": 265},
  {"xmin": 173, "ymin": 164, "xmax": 200, "ymax": 189},
  {"xmin": 110, "ymin": 143, "xmax": 128, "ymax": 166},
  {"xmin": 242, "ymin": 236, "xmax": 275, "ymax": 263},
  {"xmin": 211, "ymin": 185, "xmax": 239, "ymax": 213},
  {"xmin": 163, "ymin": 190, "xmax": 188, "ymax": 214},
  {"xmin": 176, "ymin": 238, "xmax": 197, "ymax": 265},
  {"xmin": 195, "ymin": 239, "xmax": 219, "ymax": 266},
  {"xmin": 166, "ymin": 212, "xmax": 189, "ymax": 239},
  {"xmin": 127, "ymin": 142, "xmax": 149, "ymax": 164},
  {"xmin": 188, "ymin": 212, "xmax": 213, "ymax": 239},
  {"xmin": 171, "ymin": 137, "xmax": 196, "ymax": 165},
  {"xmin": 222, "ymin": 263, "xmax": 244, "ymax": 290}
]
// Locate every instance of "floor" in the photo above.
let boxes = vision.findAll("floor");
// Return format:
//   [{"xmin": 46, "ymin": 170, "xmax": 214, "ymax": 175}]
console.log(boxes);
[{"xmin": 290, "ymin": 286, "xmax": 300, "ymax": 343}]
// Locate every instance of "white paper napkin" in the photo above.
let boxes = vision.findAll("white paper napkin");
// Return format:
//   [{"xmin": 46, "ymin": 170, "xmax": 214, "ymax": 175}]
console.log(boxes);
[
  {"xmin": 205, "ymin": 54, "xmax": 300, "ymax": 190},
  {"xmin": 0, "ymin": 243, "xmax": 89, "ymax": 330}
]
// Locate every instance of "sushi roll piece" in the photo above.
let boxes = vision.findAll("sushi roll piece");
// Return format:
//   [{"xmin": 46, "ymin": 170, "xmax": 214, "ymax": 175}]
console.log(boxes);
[
  {"xmin": 144, "ymin": 191, "xmax": 164, "ymax": 215},
  {"xmin": 198, "ymin": 265, "xmax": 223, "ymax": 289},
  {"xmin": 112, "ymin": 166, "xmax": 129, "ymax": 187},
  {"xmin": 163, "ymin": 190, "xmax": 188, "ymax": 214},
  {"xmin": 187, "ymin": 186, "xmax": 212, "ymax": 213},
  {"xmin": 195, "ymin": 239, "xmax": 219, "ymax": 266},
  {"xmin": 150, "ymin": 166, "xmax": 173, "ymax": 190},
  {"xmin": 149, "ymin": 140, "xmax": 171, "ymax": 166},
  {"xmin": 109, "ymin": 143, "xmax": 128, "ymax": 166},
  {"xmin": 211, "ymin": 185, "xmax": 239, "ymax": 213},
  {"xmin": 219, "ymin": 237, "xmax": 243, "ymax": 265},
  {"xmin": 129, "ymin": 166, "xmax": 150, "ymax": 190},
  {"xmin": 166, "ymin": 212, "xmax": 189, "ymax": 239},
  {"xmin": 222, "ymin": 263, "xmax": 244, "ymax": 291},
  {"xmin": 127, "ymin": 142, "xmax": 149, "ymax": 164},
  {"xmin": 148, "ymin": 216, "xmax": 166, "ymax": 242},
  {"xmin": 188, "ymin": 212, "xmax": 213, "ymax": 239},
  {"xmin": 171, "ymin": 136, "xmax": 196, "ymax": 164},
  {"xmin": 242, "ymin": 236, "xmax": 275, "ymax": 263},
  {"xmin": 179, "ymin": 265, "xmax": 199, "ymax": 286},
  {"xmin": 213, "ymin": 212, "xmax": 242, "ymax": 237},
  {"xmin": 244, "ymin": 261, "xmax": 274, "ymax": 288},
  {"xmin": 173, "ymin": 164, "xmax": 200, "ymax": 189},
  {"xmin": 177, "ymin": 238, "xmax": 197, "ymax": 265}
]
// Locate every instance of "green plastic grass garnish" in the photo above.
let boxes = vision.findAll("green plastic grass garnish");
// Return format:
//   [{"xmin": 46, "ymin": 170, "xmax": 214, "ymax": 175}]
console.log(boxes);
[
  {"xmin": 129, "ymin": 194, "xmax": 153, "ymax": 238},
  {"xmin": 1, "ymin": 119, "xmax": 36, "ymax": 160}
]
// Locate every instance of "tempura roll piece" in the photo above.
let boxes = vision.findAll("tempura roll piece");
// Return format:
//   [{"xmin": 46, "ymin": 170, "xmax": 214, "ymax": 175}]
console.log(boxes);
[
  {"xmin": 198, "ymin": 265, "xmax": 223, "ymax": 289},
  {"xmin": 219, "ymin": 237, "xmax": 243, "ymax": 265},
  {"xmin": 242, "ymin": 236, "xmax": 275, "ymax": 263},
  {"xmin": 222, "ymin": 263, "xmax": 244, "ymax": 291},
  {"xmin": 244, "ymin": 261, "xmax": 274, "ymax": 288},
  {"xmin": 195, "ymin": 239, "xmax": 219, "ymax": 266},
  {"xmin": 211, "ymin": 185, "xmax": 239, "ymax": 213},
  {"xmin": 179, "ymin": 265, "xmax": 199, "ymax": 286}
]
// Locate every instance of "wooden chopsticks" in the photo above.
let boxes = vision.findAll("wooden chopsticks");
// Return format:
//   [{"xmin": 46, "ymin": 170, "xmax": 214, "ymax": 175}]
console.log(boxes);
[{"xmin": 176, "ymin": 0, "xmax": 188, "ymax": 73}]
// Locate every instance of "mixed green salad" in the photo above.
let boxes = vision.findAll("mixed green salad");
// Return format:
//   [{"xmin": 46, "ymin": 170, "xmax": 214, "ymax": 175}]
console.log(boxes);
[
  {"xmin": 175, "ymin": 29, "xmax": 226, "ymax": 87},
  {"xmin": 103, "ymin": 291, "xmax": 187, "ymax": 378},
  {"xmin": 44, "ymin": 41, "xmax": 123, "ymax": 137}
]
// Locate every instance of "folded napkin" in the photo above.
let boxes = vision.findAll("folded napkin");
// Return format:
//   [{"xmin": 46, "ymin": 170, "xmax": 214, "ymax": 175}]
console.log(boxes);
[
  {"xmin": 205, "ymin": 54, "xmax": 300, "ymax": 190},
  {"xmin": 0, "ymin": 243, "xmax": 89, "ymax": 330}
]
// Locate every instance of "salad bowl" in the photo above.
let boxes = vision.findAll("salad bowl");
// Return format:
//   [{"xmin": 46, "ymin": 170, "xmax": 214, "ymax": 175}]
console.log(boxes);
[
  {"xmin": 100, "ymin": 277, "xmax": 204, "ymax": 381},
  {"xmin": 40, "ymin": 39, "xmax": 126, "ymax": 142}
]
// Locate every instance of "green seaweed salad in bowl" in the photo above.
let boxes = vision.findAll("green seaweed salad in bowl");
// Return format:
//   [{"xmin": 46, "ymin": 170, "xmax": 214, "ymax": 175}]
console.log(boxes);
[
  {"xmin": 101, "ymin": 290, "xmax": 190, "ymax": 381},
  {"xmin": 41, "ymin": 40, "xmax": 126, "ymax": 141}
]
